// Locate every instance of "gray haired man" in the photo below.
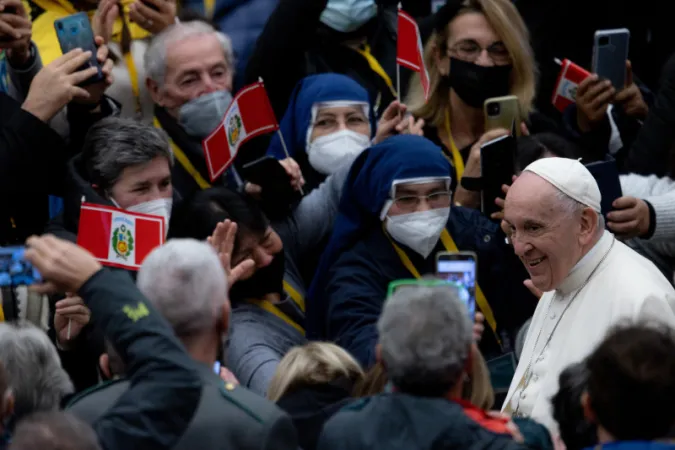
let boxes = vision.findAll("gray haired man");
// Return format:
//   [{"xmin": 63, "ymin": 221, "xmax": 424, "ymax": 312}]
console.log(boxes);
[
  {"xmin": 145, "ymin": 20, "xmax": 241, "ymax": 197},
  {"xmin": 319, "ymin": 284, "xmax": 528, "ymax": 450},
  {"xmin": 67, "ymin": 239, "xmax": 298, "ymax": 450}
]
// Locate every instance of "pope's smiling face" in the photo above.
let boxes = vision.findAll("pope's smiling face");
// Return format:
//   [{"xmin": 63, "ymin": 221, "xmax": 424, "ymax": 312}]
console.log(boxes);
[{"xmin": 503, "ymin": 172, "xmax": 594, "ymax": 292}]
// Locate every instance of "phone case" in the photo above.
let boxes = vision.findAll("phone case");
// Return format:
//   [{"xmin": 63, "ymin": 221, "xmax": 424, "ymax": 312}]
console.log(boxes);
[
  {"xmin": 484, "ymin": 96, "xmax": 520, "ymax": 136},
  {"xmin": 53, "ymin": 12, "xmax": 104, "ymax": 86},
  {"xmin": 480, "ymin": 134, "xmax": 515, "ymax": 219},
  {"xmin": 592, "ymin": 28, "xmax": 630, "ymax": 91},
  {"xmin": 585, "ymin": 157, "xmax": 623, "ymax": 221}
]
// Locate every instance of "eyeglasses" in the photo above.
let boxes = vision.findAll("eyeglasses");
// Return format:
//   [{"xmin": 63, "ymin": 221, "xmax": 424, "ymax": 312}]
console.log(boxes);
[
  {"xmin": 448, "ymin": 39, "xmax": 511, "ymax": 65},
  {"xmin": 393, "ymin": 191, "xmax": 452, "ymax": 213}
]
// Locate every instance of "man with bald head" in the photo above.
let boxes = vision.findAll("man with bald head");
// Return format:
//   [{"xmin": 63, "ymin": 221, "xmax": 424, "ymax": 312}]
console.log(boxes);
[{"xmin": 501, "ymin": 157, "xmax": 675, "ymax": 433}]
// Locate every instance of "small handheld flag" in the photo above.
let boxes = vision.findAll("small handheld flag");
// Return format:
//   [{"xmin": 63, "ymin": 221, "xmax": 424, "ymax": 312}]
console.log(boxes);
[
  {"xmin": 76, "ymin": 203, "xmax": 165, "ymax": 271},
  {"xmin": 397, "ymin": 7, "xmax": 430, "ymax": 101},
  {"xmin": 202, "ymin": 81, "xmax": 279, "ymax": 182},
  {"xmin": 552, "ymin": 58, "xmax": 591, "ymax": 113}
]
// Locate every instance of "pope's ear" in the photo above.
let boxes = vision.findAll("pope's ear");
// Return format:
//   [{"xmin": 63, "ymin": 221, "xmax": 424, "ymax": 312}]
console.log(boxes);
[{"xmin": 579, "ymin": 207, "xmax": 599, "ymax": 242}]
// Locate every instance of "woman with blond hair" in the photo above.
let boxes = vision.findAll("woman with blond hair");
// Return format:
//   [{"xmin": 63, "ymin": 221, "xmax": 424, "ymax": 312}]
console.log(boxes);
[
  {"xmin": 407, "ymin": 0, "xmax": 556, "ymax": 208},
  {"xmin": 268, "ymin": 342, "xmax": 364, "ymax": 450}
]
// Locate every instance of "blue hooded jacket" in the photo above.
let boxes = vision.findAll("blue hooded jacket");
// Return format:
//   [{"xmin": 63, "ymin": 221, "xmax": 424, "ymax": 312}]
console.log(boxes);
[
  {"xmin": 306, "ymin": 135, "xmax": 536, "ymax": 366},
  {"xmin": 267, "ymin": 73, "xmax": 376, "ymax": 190}
]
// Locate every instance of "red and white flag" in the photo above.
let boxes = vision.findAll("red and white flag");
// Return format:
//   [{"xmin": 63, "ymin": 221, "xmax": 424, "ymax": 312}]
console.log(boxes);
[
  {"xmin": 397, "ymin": 9, "xmax": 430, "ymax": 101},
  {"xmin": 76, "ymin": 203, "xmax": 165, "ymax": 271},
  {"xmin": 202, "ymin": 81, "xmax": 279, "ymax": 182},
  {"xmin": 552, "ymin": 59, "xmax": 591, "ymax": 113}
]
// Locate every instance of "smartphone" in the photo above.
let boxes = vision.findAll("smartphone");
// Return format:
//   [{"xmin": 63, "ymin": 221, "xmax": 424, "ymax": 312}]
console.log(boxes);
[
  {"xmin": 54, "ymin": 12, "xmax": 104, "ymax": 86},
  {"xmin": 592, "ymin": 28, "xmax": 630, "ymax": 91},
  {"xmin": 480, "ymin": 134, "xmax": 515, "ymax": 219},
  {"xmin": 484, "ymin": 95, "xmax": 520, "ymax": 136},
  {"xmin": 0, "ymin": 246, "xmax": 41, "ymax": 287},
  {"xmin": 436, "ymin": 251, "xmax": 477, "ymax": 319},
  {"xmin": 585, "ymin": 157, "xmax": 623, "ymax": 223}
]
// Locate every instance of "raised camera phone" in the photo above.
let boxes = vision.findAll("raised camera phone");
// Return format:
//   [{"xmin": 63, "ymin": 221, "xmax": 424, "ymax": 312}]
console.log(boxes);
[
  {"xmin": 592, "ymin": 28, "xmax": 630, "ymax": 91},
  {"xmin": 54, "ymin": 12, "xmax": 104, "ymax": 86},
  {"xmin": 436, "ymin": 251, "xmax": 477, "ymax": 319},
  {"xmin": 0, "ymin": 246, "xmax": 41, "ymax": 287},
  {"xmin": 484, "ymin": 95, "xmax": 520, "ymax": 136},
  {"xmin": 586, "ymin": 157, "xmax": 623, "ymax": 222},
  {"xmin": 480, "ymin": 134, "xmax": 515, "ymax": 219}
]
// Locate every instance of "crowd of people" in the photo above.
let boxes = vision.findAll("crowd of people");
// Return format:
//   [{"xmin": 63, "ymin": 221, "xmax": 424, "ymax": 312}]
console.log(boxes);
[{"xmin": 1, "ymin": 0, "xmax": 675, "ymax": 449}]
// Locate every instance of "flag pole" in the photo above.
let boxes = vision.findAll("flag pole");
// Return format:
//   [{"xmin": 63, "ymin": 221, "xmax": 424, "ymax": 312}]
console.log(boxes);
[{"xmin": 258, "ymin": 77, "xmax": 305, "ymax": 196}]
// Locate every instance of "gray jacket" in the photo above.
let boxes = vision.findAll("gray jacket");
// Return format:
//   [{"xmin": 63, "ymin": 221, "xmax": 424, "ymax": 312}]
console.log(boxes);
[{"xmin": 67, "ymin": 363, "xmax": 298, "ymax": 450}]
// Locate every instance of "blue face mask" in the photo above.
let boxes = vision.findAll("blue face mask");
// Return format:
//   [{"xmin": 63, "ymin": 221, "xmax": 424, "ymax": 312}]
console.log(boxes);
[
  {"xmin": 320, "ymin": 0, "xmax": 377, "ymax": 33},
  {"xmin": 178, "ymin": 90, "xmax": 233, "ymax": 139}
]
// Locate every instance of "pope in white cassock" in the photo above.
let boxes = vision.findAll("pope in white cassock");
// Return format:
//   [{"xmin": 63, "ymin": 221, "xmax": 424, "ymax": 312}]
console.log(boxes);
[{"xmin": 501, "ymin": 157, "xmax": 675, "ymax": 432}]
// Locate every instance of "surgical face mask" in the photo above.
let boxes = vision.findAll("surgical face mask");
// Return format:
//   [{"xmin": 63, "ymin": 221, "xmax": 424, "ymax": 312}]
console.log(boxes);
[
  {"xmin": 307, "ymin": 129, "xmax": 371, "ymax": 175},
  {"xmin": 126, "ymin": 198, "xmax": 173, "ymax": 236},
  {"xmin": 385, "ymin": 207, "xmax": 450, "ymax": 259},
  {"xmin": 320, "ymin": 0, "xmax": 377, "ymax": 33},
  {"xmin": 178, "ymin": 90, "xmax": 233, "ymax": 139},
  {"xmin": 445, "ymin": 57, "xmax": 513, "ymax": 109}
]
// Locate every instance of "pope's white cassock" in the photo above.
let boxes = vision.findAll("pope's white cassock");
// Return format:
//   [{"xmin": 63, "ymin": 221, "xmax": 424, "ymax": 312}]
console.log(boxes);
[{"xmin": 502, "ymin": 160, "xmax": 675, "ymax": 433}]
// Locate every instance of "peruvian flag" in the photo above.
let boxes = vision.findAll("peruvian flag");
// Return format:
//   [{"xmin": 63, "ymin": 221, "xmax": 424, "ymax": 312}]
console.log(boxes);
[
  {"xmin": 202, "ymin": 81, "xmax": 279, "ymax": 181},
  {"xmin": 76, "ymin": 203, "xmax": 165, "ymax": 271},
  {"xmin": 397, "ymin": 8, "xmax": 430, "ymax": 101},
  {"xmin": 552, "ymin": 58, "xmax": 591, "ymax": 113}
]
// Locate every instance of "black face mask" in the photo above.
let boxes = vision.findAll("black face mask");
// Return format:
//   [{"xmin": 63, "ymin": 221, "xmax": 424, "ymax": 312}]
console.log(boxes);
[
  {"xmin": 228, "ymin": 251, "xmax": 286, "ymax": 302},
  {"xmin": 445, "ymin": 57, "xmax": 513, "ymax": 109}
]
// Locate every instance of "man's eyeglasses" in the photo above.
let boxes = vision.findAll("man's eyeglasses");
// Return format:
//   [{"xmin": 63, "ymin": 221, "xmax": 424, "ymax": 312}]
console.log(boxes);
[
  {"xmin": 448, "ymin": 39, "xmax": 511, "ymax": 65},
  {"xmin": 393, "ymin": 191, "xmax": 452, "ymax": 213}
]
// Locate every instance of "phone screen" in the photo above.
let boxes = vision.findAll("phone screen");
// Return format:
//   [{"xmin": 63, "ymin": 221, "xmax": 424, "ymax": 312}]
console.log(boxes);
[
  {"xmin": 0, "ymin": 247, "xmax": 41, "ymax": 287},
  {"xmin": 436, "ymin": 256, "xmax": 477, "ymax": 319}
]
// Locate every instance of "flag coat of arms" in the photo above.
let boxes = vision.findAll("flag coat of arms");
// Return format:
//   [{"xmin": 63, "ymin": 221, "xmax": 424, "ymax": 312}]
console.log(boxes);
[
  {"xmin": 397, "ymin": 9, "xmax": 430, "ymax": 101},
  {"xmin": 76, "ymin": 203, "xmax": 165, "ymax": 271},
  {"xmin": 552, "ymin": 59, "xmax": 591, "ymax": 113},
  {"xmin": 202, "ymin": 81, "xmax": 279, "ymax": 181}
]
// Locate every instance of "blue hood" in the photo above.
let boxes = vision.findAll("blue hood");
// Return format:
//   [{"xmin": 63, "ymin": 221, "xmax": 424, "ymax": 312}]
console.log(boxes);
[
  {"xmin": 266, "ymin": 73, "xmax": 375, "ymax": 161},
  {"xmin": 306, "ymin": 135, "xmax": 451, "ymax": 338}
]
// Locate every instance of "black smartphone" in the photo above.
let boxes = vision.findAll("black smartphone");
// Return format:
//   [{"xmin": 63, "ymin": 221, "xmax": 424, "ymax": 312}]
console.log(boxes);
[
  {"xmin": 480, "ymin": 134, "xmax": 515, "ymax": 219},
  {"xmin": 53, "ymin": 12, "xmax": 104, "ymax": 86},
  {"xmin": 436, "ymin": 251, "xmax": 477, "ymax": 319},
  {"xmin": 586, "ymin": 157, "xmax": 623, "ymax": 222},
  {"xmin": 0, "ymin": 246, "xmax": 41, "ymax": 287}
]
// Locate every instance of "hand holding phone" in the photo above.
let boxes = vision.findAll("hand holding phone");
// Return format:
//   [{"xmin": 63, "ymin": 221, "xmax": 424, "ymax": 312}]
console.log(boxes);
[
  {"xmin": 484, "ymin": 96, "xmax": 520, "ymax": 137},
  {"xmin": 480, "ymin": 134, "xmax": 516, "ymax": 219},
  {"xmin": 436, "ymin": 252, "xmax": 477, "ymax": 320},
  {"xmin": 128, "ymin": 0, "xmax": 177, "ymax": 34},
  {"xmin": 54, "ymin": 12, "xmax": 105, "ymax": 86},
  {"xmin": 592, "ymin": 28, "xmax": 630, "ymax": 91}
]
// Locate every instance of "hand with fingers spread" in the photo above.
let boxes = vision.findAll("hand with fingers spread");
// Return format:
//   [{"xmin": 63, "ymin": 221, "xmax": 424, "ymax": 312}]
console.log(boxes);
[
  {"xmin": 92, "ymin": 0, "xmax": 118, "ymax": 44},
  {"xmin": 21, "ymin": 49, "xmax": 101, "ymax": 121},
  {"xmin": 279, "ymin": 157, "xmax": 306, "ymax": 192},
  {"xmin": 0, "ymin": 0, "xmax": 32, "ymax": 66},
  {"xmin": 129, "ymin": 0, "xmax": 176, "ymax": 34},
  {"xmin": 23, "ymin": 235, "xmax": 102, "ymax": 295},
  {"xmin": 73, "ymin": 36, "xmax": 115, "ymax": 106},
  {"xmin": 54, "ymin": 294, "xmax": 91, "ymax": 349},
  {"xmin": 575, "ymin": 74, "xmax": 615, "ymax": 133},
  {"xmin": 615, "ymin": 61, "xmax": 648, "ymax": 120},
  {"xmin": 207, "ymin": 220, "xmax": 256, "ymax": 287},
  {"xmin": 607, "ymin": 196, "xmax": 651, "ymax": 239}
]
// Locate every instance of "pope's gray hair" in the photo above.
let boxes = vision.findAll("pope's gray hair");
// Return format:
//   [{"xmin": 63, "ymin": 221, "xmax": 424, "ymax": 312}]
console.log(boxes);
[
  {"xmin": 554, "ymin": 190, "xmax": 604, "ymax": 235},
  {"xmin": 137, "ymin": 239, "xmax": 228, "ymax": 339},
  {"xmin": 145, "ymin": 21, "xmax": 234, "ymax": 87},
  {"xmin": 0, "ymin": 322, "xmax": 74, "ymax": 420},
  {"xmin": 377, "ymin": 283, "xmax": 473, "ymax": 393}
]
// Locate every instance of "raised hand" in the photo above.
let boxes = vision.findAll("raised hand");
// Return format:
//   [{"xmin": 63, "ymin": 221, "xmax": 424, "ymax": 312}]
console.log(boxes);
[{"xmin": 207, "ymin": 220, "xmax": 256, "ymax": 287}]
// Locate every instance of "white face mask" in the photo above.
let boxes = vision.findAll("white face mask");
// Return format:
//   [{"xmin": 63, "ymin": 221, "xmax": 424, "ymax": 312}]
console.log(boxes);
[
  {"xmin": 126, "ymin": 198, "xmax": 173, "ymax": 236},
  {"xmin": 385, "ymin": 207, "xmax": 450, "ymax": 259},
  {"xmin": 307, "ymin": 129, "xmax": 371, "ymax": 175}
]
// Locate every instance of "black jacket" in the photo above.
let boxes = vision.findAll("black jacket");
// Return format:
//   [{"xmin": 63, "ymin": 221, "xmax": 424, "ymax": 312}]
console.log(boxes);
[
  {"xmin": 318, "ymin": 394, "xmax": 529, "ymax": 450},
  {"xmin": 76, "ymin": 268, "xmax": 202, "ymax": 450},
  {"xmin": 0, "ymin": 93, "xmax": 116, "ymax": 245}
]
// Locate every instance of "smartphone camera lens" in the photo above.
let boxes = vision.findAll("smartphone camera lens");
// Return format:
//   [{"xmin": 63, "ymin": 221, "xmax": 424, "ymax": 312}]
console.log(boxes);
[
  {"xmin": 57, "ymin": 22, "xmax": 64, "ymax": 30},
  {"xmin": 487, "ymin": 102, "xmax": 501, "ymax": 117},
  {"xmin": 598, "ymin": 36, "xmax": 610, "ymax": 46}
]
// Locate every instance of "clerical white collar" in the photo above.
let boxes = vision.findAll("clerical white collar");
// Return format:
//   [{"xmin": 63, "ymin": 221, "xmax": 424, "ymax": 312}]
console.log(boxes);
[{"xmin": 556, "ymin": 230, "xmax": 613, "ymax": 296}]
